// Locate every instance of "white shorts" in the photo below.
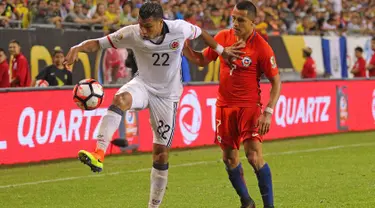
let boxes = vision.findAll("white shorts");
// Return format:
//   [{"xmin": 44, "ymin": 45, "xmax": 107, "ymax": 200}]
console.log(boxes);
[{"xmin": 116, "ymin": 77, "xmax": 178, "ymax": 147}]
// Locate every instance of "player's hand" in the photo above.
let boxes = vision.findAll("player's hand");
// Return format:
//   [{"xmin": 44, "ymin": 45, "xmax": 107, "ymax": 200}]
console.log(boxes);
[
  {"xmin": 64, "ymin": 46, "xmax": 80, "ymax": 66},
  {"xmin": 222, "ymin": 40, "xmax": 246, "ymax": 60},
  {"xmin": 257, "ymin": 112, "xmax": 272, "ymax": 136}
]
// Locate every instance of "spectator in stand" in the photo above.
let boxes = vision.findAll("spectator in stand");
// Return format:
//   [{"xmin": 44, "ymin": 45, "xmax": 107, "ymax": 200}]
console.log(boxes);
[
  {"xmin": 119, "ymin": 2, "xmax": 134, "ymax": 26},
  {"xmin": 367, "ymin": 37, "xmax": 375, "ymax": 78},
  {"xmin": 351, "ymin": 47, "xmax": 366, "ymax": 78},
  {"xmin": 0, "ymin": 0, "xmax": 10, "ymax": 27},
  {"xmin": 301, "ymin": 47, "xmax": 317, "ymax": 79},
  {"xmin": 32, "ymin": 47, "xmax": 72, "ymax": 86},
  {"xmin": 8, "ymin": 40, "xmax": 30, "ymax": 87},
  {"xmin": 0, "ymin": 48, "xmax": 10, "ymax": 88}
]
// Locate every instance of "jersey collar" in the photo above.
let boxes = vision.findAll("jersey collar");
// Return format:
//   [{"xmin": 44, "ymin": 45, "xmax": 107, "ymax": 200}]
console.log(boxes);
[
  {"xmin": 246, "ymin": 30, "xmax": 256, "ymax": 44},
  {"xmin": 148, "ymin": 21, "xmax": 169, "ymax": 45}
]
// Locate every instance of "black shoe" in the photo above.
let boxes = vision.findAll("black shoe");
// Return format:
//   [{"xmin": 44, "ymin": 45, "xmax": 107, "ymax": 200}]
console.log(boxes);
[
  {"xmin": 111, "ymin": 138, "xmax": 129, "ymax": 148},
  {"xmin": 240, "ymin": 198, "xmax": 255, "ymax": 208}
]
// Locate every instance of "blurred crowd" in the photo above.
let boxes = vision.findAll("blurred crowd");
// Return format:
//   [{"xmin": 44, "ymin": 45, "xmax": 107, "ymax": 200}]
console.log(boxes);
[{"xmin": 0, "ymin": 0, "xmax": 375, "ymax": 36}]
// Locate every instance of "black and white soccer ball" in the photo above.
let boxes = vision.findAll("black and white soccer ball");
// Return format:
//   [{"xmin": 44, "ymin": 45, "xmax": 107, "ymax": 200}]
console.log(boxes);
[{"xmin": 73, "ymin": 79, "xmax": 104, "ymax": 110}]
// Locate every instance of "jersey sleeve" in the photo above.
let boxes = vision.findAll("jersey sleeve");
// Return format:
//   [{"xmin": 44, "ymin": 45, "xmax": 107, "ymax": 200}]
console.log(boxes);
[
  {"xmin": 178, "ymin": 20, "xmax": 202, "ymax": 40},
  {"xmin": 202, "ymin": 30, "xmax": 227, "ymax": 62},
  {"xmin": 99, "ymin": 25, "xmax": 136, "ymax": 49},
  {"xmin": 258, "ymin": 42, "xmax": 279, "ymax": 79},
  {"xmin": 370, "ymin": 54, "xmax": 375, "ymax": 66}
]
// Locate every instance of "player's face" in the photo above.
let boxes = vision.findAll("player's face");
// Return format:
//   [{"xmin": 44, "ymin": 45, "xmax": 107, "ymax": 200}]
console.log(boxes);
[
  {"xmin": 53, "ymin": 52, "xmax": 65, "ymax": 66},
  {"xmin": 231, "ymin": 8, "xmax": 255, "ymax": 38},
  {"xmin": 8, "ymin": 43, "xmax": 20, "ymax": 56},
  {"xmin": 355, "ymin": 50, "xmax": 362, "ymax": 58},
  {"xmin": 138, "ymin": 17, "xmax": 163, "ymax": 40}
]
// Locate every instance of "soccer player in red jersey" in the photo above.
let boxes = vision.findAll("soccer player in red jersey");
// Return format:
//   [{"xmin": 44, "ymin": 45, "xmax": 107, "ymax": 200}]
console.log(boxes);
[
  {"xmin": 183, "ymin": 1, "xmax": 281, "ymax": 208},
  {"xmin": 351, "ymin": 47, "xmax": 366, "ymax": 78}
]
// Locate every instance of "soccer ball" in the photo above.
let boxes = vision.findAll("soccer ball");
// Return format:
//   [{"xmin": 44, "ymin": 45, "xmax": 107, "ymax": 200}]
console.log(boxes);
[
  {"xmin": 35, "ymin": 79, "xmax": 49, "ymax": 87},
  {"xmin": 73, "ymin": 79, "xmax": 104, "ymax": 110}
]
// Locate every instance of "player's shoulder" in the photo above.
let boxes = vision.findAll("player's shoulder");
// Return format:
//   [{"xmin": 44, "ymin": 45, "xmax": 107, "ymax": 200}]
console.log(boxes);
[
  {"xmin": 117, "ymin": 24, "xmax": 139, "ymax": 33},
  {"xmin": 254, "ymin": 32, "xmax": 274, "ymax": 51},
  {"xmin": 214, "ymin": 29, "xmax": 234, "ymax": 45},
  {"xmin": 164, "ymin": 19, "xmax": 189, "ymax": 33},
  {"xmin": 215, "ymin": 28, "xmax": 233, "ymax": 38}
]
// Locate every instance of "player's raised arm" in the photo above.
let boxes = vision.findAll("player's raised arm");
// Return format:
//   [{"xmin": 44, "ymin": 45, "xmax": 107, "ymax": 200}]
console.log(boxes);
[
  {"xmin": 182, "ymin": 42, "xmax": 210, "ymax": 66},
  {"xmin": 65, "ymin": 26, "xmax": 135, "ymax": 66},
  {"xmin": 183, "ymin": 40, "xmax": 245, "ymax": 67},
  {"xmin": 179, "ymin": 20, "xmax": 244, "ymax": 61}
]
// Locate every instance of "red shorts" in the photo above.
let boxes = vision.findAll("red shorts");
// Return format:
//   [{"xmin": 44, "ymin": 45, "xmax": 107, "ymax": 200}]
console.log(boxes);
[{"xmin": 214, "ymin": 106, "xmax": 262, "ymax": 150}]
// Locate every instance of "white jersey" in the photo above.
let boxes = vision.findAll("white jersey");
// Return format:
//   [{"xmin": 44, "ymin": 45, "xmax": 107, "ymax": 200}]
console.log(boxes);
[{"xmin": 99, "ymin": 20, "xmax": 202, "ymax": 100}]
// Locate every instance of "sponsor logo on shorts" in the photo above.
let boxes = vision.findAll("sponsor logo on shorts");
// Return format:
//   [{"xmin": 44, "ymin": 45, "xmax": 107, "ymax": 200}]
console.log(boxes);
[{"xmin": 179, "ymin": 89, "xmax": 202, "ymax": 145}]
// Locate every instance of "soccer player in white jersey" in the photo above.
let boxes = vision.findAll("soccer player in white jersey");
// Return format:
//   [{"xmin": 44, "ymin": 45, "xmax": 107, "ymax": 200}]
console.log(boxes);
[{"xmin": 64, "ymin": 2, "xmax": 242, "ymax": 207}]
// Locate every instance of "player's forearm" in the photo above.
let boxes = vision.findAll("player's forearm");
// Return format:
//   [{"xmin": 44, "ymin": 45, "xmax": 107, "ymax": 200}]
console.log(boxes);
[
  {"xmin": 267, "ymin": 74, "xmax": 281, "ymax": 110},
  {"xmin": 200, "ymin": 30, "xmax": 223, "ymax": 55},
  {"xmin": 75, "ymin": 39, "xmax": 100, "ymax": 53},
  {"xmin": 183, "ymin": 46, "xmax": 208, "ymax": 66}
]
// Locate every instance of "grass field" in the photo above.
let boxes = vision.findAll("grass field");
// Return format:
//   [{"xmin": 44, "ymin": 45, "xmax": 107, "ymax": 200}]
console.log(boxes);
[{"xmin": 1, "ymin": 131, "xmax": 375, "ymax": 208}]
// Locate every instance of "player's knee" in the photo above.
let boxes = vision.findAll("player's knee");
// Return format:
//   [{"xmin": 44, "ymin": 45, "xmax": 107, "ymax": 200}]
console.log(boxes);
[
  {"xmin": 113, "ymin": 92, "xmax": 132, "ymax": 111},
  {"xmin": 246, "ymin": 150, "xmax": 258, "ymax": 168},
  {"xmin": 153, "ymin": 151, "xmax": 168, "ymax": 164},
  {"xmin": 222, "ymin": 156, "xmax": 239, "ymax": 169},
  {"xmin": 153, "ymin": 144, "xmax": 169, "ymax": 164}
]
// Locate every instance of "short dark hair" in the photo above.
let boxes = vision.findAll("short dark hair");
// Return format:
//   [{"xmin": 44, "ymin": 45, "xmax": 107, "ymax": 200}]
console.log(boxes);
[
  {"xmin": 235, "ymin": 1, "xmax": 257, "ymax": 19},
  {"xmin": 139, "ymin": 2, "xmax": 164, "ymax": 20},
  {"xmin": 355, "ymin": 47, "xmax": 363, "ymax": 53},
  {"xmin": 9, "ymin": 39, "xmax": 20, "ymax": 46},
  {"xmin": 0, "ymin": 48, "xmax": 5, "ymax": 53}
]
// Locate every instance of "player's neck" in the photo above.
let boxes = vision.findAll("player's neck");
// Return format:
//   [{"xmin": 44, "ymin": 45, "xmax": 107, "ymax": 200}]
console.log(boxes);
[{"xmin": 237, "ymin": 28, "xmax": 254, "ymax": 42}]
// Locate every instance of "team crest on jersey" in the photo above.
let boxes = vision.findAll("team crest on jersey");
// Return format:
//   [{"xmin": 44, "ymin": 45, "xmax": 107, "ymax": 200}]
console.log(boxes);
[
  {"xmin": 113, "ymin": 32, "xmax": 124, "ymax": 42},
  {"xmin": 169, "ymin": 40, "xmax": 179, "ymax": 50},
  {"xmin": 242, "ymin": 56, "xmax": 252, "ymax": 67},
  {"xmin": 270, "ymin": 56, "xmax": 277, "ymax": 68}
]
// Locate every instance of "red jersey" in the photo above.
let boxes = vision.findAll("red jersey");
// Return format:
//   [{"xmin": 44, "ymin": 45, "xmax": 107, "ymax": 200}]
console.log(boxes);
[
  {"xmin": 203, "ymin": 30, "xmax": 278, "ymax": 107},
  {"xmin": 0, "ymin": 59, "xmax": 10, "ymax": 88},
  {"xmin": 352, "ymin": 57, "xmax": 366, "ymax": 78},
  {"xmin": 301, "ymin": 57, "xmax": 317, "ymax": 79},
  {"xmin": 369, "ymin": 53, "xmax": 375, "ymax": 77},
  {"xmin": 11, "ymin": 53, "xmax": 31, "ymax": 87}
]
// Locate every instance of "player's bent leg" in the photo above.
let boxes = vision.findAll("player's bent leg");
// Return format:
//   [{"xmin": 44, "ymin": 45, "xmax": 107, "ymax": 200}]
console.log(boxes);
[
  {"xmin": 78, "ymin": 92, "xmax": 132, "ymax": 173},
  {"xmin": 148, "ymin": 143, "xmax": 169, "ymax": 208},
  {"xmin": 79, "ymin": 78, "xmax": 150, "ymax": 173},
  {"xmin": 222, "ymin": 147, "xmax": 255, "ymax": 208},
  {"xmin": 243, "ymin": 139, "xmax": 274, "ymax": 208}
]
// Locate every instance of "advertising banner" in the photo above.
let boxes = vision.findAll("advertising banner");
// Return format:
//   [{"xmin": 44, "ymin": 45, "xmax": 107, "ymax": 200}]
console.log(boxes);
[{"xmin": 1, "ymin": 80, "xmax": 375, "ymax": 164}]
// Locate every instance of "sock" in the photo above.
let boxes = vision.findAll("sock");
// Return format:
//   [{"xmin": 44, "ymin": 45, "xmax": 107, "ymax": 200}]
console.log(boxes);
[
  {"xmin": 96, "ymin": 105, "xmax": 123, "ymax": 155},
  {"xmin": 226, "ymin": 163, "xmax": 252, "ymax": 205},
  {"xmin": 256, "ymin": 163, "xmax": 274, "ymax": 207},
  {"xmin": 148, "ymin": 163, "xmax": 169, "ymax": 208}
]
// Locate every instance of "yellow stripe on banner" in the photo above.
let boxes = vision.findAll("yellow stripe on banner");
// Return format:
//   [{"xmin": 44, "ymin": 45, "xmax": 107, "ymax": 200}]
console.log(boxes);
[{"xmin": 281, "ymin": 36, "xmax": 306, "ymax": 72}]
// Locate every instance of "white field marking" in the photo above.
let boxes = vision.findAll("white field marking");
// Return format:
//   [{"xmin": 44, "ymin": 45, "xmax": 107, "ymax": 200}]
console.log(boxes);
[{"xmin": 0, "ymin": 142, "xmax": 374, "ymax": 189}]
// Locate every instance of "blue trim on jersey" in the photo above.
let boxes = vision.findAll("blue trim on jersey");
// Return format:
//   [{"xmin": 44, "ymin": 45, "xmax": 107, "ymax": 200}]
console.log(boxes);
[{"xmin": 167, "ymin": 102, "xmax": 178, "ymax": 147}]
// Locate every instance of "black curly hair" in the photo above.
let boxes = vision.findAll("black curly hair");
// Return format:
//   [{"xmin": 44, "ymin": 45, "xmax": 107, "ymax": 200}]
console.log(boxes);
[{"xmin": 139, "ymin": 2, "xmax": 164, "ymax": 20}]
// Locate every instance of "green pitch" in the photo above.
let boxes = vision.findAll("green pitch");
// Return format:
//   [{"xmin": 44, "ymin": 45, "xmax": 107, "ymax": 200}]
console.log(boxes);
[{"xmin": 1, "ymin": 131, "xmax": 375, "ymax": 208}]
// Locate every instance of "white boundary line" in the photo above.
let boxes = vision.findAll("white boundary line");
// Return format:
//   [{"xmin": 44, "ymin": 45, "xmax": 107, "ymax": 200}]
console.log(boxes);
[{"xmin": 0, "ymin": 142, "xmax": 374, "ymax": 189}]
